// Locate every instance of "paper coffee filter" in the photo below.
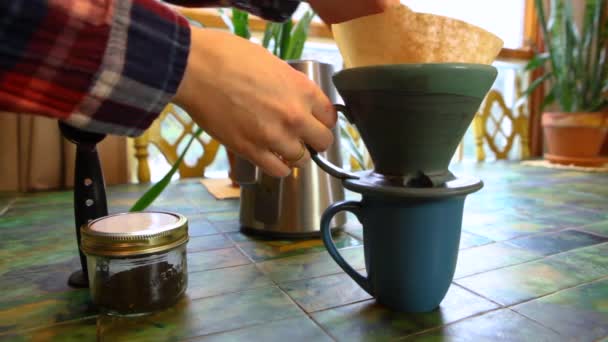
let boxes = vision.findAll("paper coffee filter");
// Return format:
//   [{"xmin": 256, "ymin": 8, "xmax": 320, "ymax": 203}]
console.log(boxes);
[{"xmin": 332, "ymin": 5, "xmax": 504, "ymax": 68}]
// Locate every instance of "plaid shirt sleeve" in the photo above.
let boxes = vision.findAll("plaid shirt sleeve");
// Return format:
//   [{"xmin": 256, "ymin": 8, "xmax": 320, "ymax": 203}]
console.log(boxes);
[{"xmin": 0, "ymin": 0, "xmax": 190, "ymax": 136}]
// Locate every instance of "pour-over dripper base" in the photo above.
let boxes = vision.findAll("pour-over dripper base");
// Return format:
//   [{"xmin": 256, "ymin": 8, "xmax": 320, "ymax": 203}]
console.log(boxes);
[
  {"xmin": 354, "ymin": 170, "xmax": 457, "ymax": 188},
  {"xmin": 342, "ymin": 171, "xmax": 483, "ymax": 198}
]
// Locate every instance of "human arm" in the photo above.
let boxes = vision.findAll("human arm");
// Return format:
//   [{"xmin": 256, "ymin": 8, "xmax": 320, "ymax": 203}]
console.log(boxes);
[
  {"xmin": 0, "ymin": 0, "xmax": 189, "ymax": 136},
  {"xmin": 0, "ymin": 0, "xmax": 336, "ymax": 177}
]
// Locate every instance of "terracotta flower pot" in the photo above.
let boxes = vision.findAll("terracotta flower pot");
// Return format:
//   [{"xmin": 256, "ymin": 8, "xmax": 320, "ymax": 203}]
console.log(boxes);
[{"xmin": 542, "ymin": 112, "xmax": 608, "ymax": 166}]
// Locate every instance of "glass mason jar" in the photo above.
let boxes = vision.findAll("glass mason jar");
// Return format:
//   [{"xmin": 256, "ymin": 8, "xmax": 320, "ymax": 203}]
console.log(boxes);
[{"xmin": 81, "ymin": 211, "xmax": 189, "ymax": 316}]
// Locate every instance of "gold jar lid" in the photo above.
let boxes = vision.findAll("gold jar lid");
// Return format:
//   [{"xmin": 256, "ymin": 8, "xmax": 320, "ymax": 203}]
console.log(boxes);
[{"xmin": 81, "ymin": 211, "xmax": 188, "ymax": 257}]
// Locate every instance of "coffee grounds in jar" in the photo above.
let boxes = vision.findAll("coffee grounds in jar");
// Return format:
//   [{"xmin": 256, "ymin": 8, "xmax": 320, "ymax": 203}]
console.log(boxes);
[{"xmin": 93, "ymin": 260, "xmax": 187, "ymax": 315}]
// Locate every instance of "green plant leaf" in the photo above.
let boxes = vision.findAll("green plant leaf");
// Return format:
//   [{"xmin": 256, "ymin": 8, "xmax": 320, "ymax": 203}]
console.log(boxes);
[
  {"xmin": 285, "ymin": 10, "xmax": 315, "ymax": 60},
  {"xmin": 562, "ymin": 0, "xmax": 574, "ymax": 73},
  {"xmin": 582, "ymin": 0, "xmax": 602, "ymax": 110},
  {"xmin": 130, "ymin": 128, "xmax": 203, "ymax": 212},
  {"xmin": 523, "ymin": 72, "xmax": 553, "ymax": 98},
  {"xmin": 232, "ymin": 8, "xmax": 251, "ymax": 39},
  {"xmin": 525, "ymin": 52, "xmax": 550, "ymax": 71},
  {"xmin": 279, "ymin": 20, "xmax": 293, "ymax": 60},
  {"xmin": 589, "ymin": 98, "xmax": 607, "ymax": 111},
  {"xmin": 515, "ymin": 72, "xmax": 554, "ymax": 111},
  {"xmin": 541, "ymin": 86, "xmax": 557, "ymax": 110},
  {"xmin": 539, "ymin": 0, "xmax": 560, "ymax": 77},
  {"xmin": 591, "ymin": 0, "xmax": 607, "ymax": 107},
  {"xmin": 272, "ymin": 23, "xmax": 283, "ymax": 56},
  {"xmin": 596, "ymin": 99, "xmax": 607, "ymax": 111},
  {"xmin": 262, "ymin": 22, "xmax": 274, "ymax": 49}
]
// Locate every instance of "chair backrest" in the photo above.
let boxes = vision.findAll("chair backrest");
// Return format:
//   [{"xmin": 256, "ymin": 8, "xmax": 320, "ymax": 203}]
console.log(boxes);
[
  {"xmin": 133, "ymin": 104, "xmax": 220, "ymax": 183},
  {"xmin": 472, "ymin": 74, "xmax": 530, "ymax": 162}
]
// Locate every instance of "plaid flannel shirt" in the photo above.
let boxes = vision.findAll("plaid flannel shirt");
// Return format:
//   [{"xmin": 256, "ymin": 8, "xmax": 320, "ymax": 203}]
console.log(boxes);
[{"xmin": 0, "ymin": 0, "xmax": 190, "ymax": 136}]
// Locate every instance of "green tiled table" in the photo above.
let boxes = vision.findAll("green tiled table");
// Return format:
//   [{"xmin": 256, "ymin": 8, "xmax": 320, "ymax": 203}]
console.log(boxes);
[{"xmin": 1, "ymin": 162, "xmax": 607, "ymax": 341}]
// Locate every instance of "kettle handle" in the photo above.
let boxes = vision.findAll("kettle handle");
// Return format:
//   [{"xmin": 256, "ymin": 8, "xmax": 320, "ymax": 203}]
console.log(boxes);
[
  {"xmin": 233, "ymin": 155, "xmax": 259, "ymax": 185},
  {"xmin": 308, "ymin": 104, "xmax": 359, "ymax": 180}
]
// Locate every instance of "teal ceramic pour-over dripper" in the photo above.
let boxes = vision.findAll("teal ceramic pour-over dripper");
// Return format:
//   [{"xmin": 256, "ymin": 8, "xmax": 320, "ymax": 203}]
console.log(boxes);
[
  {"xmin": 315, "ymin": 63, "xmax": 497, "ymax": 187},
  {"xmin": 310, "ymin": 63, "xmax": 498, "ymax": 313}
]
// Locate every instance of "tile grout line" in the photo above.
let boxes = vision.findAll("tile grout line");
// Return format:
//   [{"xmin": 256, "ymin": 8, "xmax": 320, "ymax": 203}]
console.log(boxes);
[
  {"xmin": 251, "ymin": 245, "xmax": 365, "ymax": 284},
  {"xmin": 2, "ymin": 281, "xmax": 280, "ymax": 337},
  {"xmin": 276, "ymin": 286, "xmax": 338, "ymax": 342},
  {"xmin": 187, "ymin": 232, "xmax": 237, "ymax": 252},
  {"xmin": 187, "ymin": 281, "xmax": 274, "ymax": 302},
  {"xmin": 306, "ymin": 297, "xmax": 373, "ymax": 315},
  {"xmin": 187, "ymin": 246, "xmax": 253, "ymax": 272},
  {"xmin": 450, "ymin": 282, "xmax": 505, "ymax": 308},
  {"xmin": 455, "ymin": 241, "xmax": 608, "ymax": 282},
  {"xmin": 574, "ymin": 226, "xmax": 608, "ymax": 239},
  {"xmin": 253, "ymin": 261, "xmax": 356, "ymax": 287},
  {"xmin": 275, "ymin": 266, "xmax": 367, "ymax": 287},
  {"xmin": 187, "ymin": 261, "xmax": 252, "ymax": 274},
  {"xmin": 397, "ymin": 280, "xmax": 598, "ymax": 342},
  {"xmin": 455, "ymin": 274, "xmax": 608, "ymax": 334},
  {"xmin": 307, "ymin": 282, "xmax": 505, "ymax": 341},
  {"xmin": 0, "ymin": 314, "xmax": 98, "ymax": 337},
  {"xmin": 505, "ymin": 308, "xmax": 565, "ymax": 337},
  {"xmin": 506, "ymin": 274, "xmax": 608, "ymax": 310},
  {"xmin": 465, "ymin": 221, "xmax": 592, "ymax": 245},
  {"xmin": 247, "ymin": 241, "xmax": 366, "ymax": 341},
  {"xmin": 395, "ymin": 307, "xmax": 505, "ymax": 341},
  {"xmin": 171, "ymin": 284, "xmax": 307, "ymax": 340},
  {"xmin": 307, "ymin": 311, "xmax": 340, "ymax": 342},
  {"xmin": 277, "ymin": 277, "xmax": 373, "ymax": 315},
  {"xmin": 232, "ymin": 240, "xmax": 259, "ymax": 265},
  {"xmin": 179, "ymin": 314, "xmax": 306, "ymax": 342},
  {"xmin": 503, "ymin": 225, "xmax": 608, "ymax": 244}
]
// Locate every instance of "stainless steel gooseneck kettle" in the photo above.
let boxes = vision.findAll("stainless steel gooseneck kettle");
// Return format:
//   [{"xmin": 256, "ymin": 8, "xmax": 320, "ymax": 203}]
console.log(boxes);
[{"xmin": 234, "ymin": 60, "xmax": 346, "ymax": 237}]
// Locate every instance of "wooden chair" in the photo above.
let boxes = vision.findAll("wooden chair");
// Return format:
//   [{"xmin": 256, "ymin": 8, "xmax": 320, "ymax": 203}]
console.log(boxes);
[
  {"xmin": 133, "ymin": 104, "xmax": 220, "ymax": 182},
  {"xmin": 472, "ymin": 75, "xmax": 530, "ymax": 161}
]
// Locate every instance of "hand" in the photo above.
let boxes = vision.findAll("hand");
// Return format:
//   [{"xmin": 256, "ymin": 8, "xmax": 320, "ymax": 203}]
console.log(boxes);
[
  {"xmin": 308, "ymin": 0, "xmax": 401, "ymax": 24},
  {"xmin": 173, "ymin": 27, "xmax": 336, "ymax": 178}
]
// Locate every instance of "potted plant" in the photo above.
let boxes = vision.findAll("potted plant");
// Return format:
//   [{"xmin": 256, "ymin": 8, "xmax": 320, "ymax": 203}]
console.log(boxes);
[{"xmin": 523, "ymin": 0, "xmax": 607, "ymax": 166}]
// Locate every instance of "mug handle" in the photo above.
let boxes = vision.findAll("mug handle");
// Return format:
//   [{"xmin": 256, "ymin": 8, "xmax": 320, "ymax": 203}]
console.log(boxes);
[
  {"xmin": 321, "ymin": 200, "xmax": 373, "ymax": 295},
  {"xmin": 307, "ymin": 104, "xmax": 359, "ymax": 181}
]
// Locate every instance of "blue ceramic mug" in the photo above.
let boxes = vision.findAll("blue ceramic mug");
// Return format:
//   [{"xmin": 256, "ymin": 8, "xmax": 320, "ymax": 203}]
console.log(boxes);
[
  {"xmin": 320, "ymin": 185, "xmax": 479, "ymax": 313},
  {"xmin": 312, "ymin": 63, "xmax": 494, "ymax": 312}
]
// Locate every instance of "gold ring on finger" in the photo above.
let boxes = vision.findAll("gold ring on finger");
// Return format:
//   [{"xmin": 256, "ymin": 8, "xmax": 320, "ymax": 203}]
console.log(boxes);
[{"xmin": 284, "ymin": 141, "xmax": 306, "ymax": 165}]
